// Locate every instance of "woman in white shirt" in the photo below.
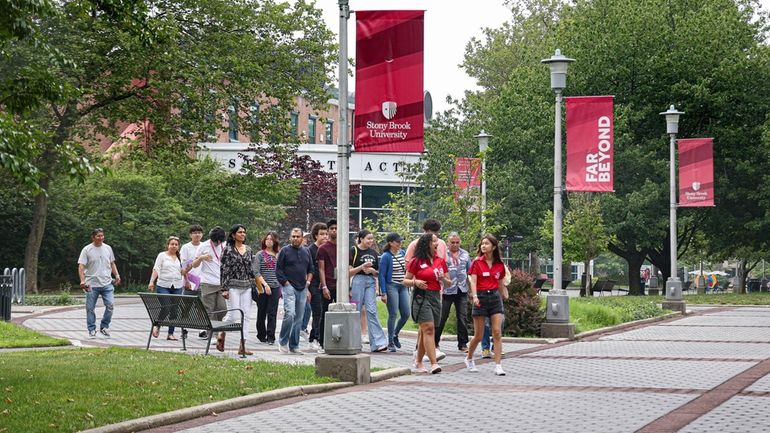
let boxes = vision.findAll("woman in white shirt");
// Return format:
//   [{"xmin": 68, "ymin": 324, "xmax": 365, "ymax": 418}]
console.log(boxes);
[{"xmin": 148, "ymin": 236, "xmax": 186, "ymax": 340}]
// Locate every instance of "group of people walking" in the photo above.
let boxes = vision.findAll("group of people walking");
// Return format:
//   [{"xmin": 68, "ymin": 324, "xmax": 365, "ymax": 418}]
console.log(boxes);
[{"xmin": 77, "ymin": 217, "xmax": 512, "ymax": 376}]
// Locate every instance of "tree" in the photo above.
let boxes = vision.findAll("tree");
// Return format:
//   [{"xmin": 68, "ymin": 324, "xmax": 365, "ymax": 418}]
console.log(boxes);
[
  {"xmin": 459, "ymin": 0, "xmax": 770, "ymax": 295},
  {"xmin": 3, "ymin": 0, "xmax": 336, "ymax": 291}
]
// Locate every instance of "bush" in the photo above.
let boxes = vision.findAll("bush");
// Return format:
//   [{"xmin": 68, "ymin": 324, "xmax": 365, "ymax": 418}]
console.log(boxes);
[{"xmin": 502, "ymin": 269, "xmax": 544, "ymax": 336}]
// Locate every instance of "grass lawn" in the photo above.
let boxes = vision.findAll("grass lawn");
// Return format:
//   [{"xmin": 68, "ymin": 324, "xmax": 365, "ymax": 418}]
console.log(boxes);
[
  {"xmin": 0, "ymin": 321, "xmax": 70, "ymax": 348},
  {"xmin": 680, "ymin": 291, "xmax": 770, "ymax": 305},
  {"xmin": 569, "ymin": 296, "xmax": 669, "ymax": 334},
  {"xmin": 0, "ymin": 347, "xmax": 336, "ymax": 433}
]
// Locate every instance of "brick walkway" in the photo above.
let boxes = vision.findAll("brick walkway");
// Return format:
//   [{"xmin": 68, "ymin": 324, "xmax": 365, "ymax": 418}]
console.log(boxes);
[{"xmin": 19, "ymin": 301, "xmax": 770, "ymax": 432}]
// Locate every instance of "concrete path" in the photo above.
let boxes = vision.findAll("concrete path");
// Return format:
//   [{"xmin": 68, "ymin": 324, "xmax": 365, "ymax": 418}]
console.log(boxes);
[
  {"xmin": 16, "ymin": 297, "xmax": 539, "ymax": 371},
  {"xmin": 18, "ymin": 301, "xmax": 770, "ymax": 432}
]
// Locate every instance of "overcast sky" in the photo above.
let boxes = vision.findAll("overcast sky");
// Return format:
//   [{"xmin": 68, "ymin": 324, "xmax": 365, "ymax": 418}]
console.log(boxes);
[{"xmin": 319, "ymin": 0, "xmax": 770, "ymax": 115}]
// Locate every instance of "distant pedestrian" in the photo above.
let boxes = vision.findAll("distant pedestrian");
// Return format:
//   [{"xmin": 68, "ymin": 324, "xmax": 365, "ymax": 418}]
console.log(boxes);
[
  {"xmin": 253, "ymin": 231, "xmax": 281, "ymax": 345},
  {"xmin": 78, "ymin": 228, "xmax": 121, "ymax": 339},
  {"xmin": 148, "ymin": 235, "xmax": 186, "ymax": 341},
  {"xmin": 218, "ymin": 224, "xmax": 255, "ymax": 356},
  {"xmin": 190, "ymin": 226, "xmax": 226, "ymax": 341},
  {"xmin": 276, "ymin": 227, "xmax": 313, "ymax": 354},
  {"xmin": 350, "ymin": 229, "xmax": 388, "ymax": 352},
  {"xmin": 306, "ymin": 223, "xmax": 328, "ymax": 350},
  {"xmin": 404, "ymin": 233, "xmax": 450, "ymax": 374},
  {"xmin": 379, "ymin": 232, "xmax": 409, "ymax": 352},
  {"xmin": 465, "ymin": 234, "xmax": 509, "ymax": 376},
  {"xmin": 180, "ymin": 224, "xmax": 204, "ymax": 295},
  {"xmin": 436, "ymin": 232, "xmax": 471, "ymax": 352},
  {"xmin": 316, "ymin": 219, "xmax": 338, "ymax": 353}
]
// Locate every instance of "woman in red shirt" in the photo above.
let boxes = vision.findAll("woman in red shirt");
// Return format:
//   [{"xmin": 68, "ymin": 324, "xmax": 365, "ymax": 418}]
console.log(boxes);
[
  {"xmin": 465, "ymin": 234, "xmax": 509, "ymax": 376},
  {"xmin": 403, "ymin": 233, "xmax": 450, "ymax": 374}
]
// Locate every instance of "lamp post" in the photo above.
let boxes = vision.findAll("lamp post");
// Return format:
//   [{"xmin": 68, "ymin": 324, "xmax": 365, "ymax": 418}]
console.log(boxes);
[
  {"xmin": 660, "ymin": 105, "xmax": 686, "ymax": 313},
  {"xmin": 476, "ymin": 130, "xmax": 491, "ymax": 230},
  {"xmin": 540, "ymin": 49, "xmax": 576, "ymax": 338}
]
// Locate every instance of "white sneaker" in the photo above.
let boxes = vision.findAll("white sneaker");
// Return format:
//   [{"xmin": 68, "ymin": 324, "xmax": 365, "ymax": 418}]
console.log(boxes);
[
  {"xmin": 88, "ymin": 330, "xmax": 97, "ymax": 339},
  {"xmin": 278, "ymin": 344, "xmax": 289, "ymax": 354},
  {"xmin": 299, "ymin": 330, "xmax": 309, "ymax": 342},
  {"xmin": 317, "ymin": 347, "xmax": 326, "ymax": 354},
  {"xmin": 421, "ymin": 350, "xmax": 447, "ymax": 363},
  {"xmin": 494, "ymin": 364, "xmax": 506, "ymax": 376},
  {"xmin": 309, "ymin": 341, "xmax": 320, "ymax": 351},
  {"xmin": 464, "ymin": 358, "xmax": 479, "ymax": 372},
  {"xmin": 362, "ymin": 335, "xmax": 369, "ymax": 344}
]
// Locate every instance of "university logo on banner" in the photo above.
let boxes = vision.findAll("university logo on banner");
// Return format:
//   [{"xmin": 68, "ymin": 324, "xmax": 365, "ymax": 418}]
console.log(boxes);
[
  {"xmin": 565, "ymin": 96, "xmax": 614, "ymax": 192},
  {"xmin": 678, "ymin": 138, "xmax": 715, "ymax": 207},
  {"xmin": 355, "ymin": 10, "xmax": 424, "ymax": 153}
]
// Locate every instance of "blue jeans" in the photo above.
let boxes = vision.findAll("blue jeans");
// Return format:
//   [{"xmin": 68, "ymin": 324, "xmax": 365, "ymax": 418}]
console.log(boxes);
[
  {"xmin": 156, "ymin": 286, "xmax": 183, "ymax": 335},
  {"xmin": 279, "ymin": 284, "xmax": 307, "ymax": 350},
  {"xmin": 86, "ymin": 284, "xmax": 115, "ymax": 332},
  {"xmin": 351, "ymin": 274, "xmax": 387, "ymax": 351},
  {"xmin": 385, "ymin": 282, "xmax": 410, "ymax": 343},
  {"xmin": 301, "ymin": 299, "xmax": 312, "ymax": 333}
]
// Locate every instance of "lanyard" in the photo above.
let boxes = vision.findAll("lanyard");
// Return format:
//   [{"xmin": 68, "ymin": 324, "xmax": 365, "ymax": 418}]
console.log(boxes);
[{"xmin": 210, "ymin": 240, "xmax": 222, "ymax": 262}]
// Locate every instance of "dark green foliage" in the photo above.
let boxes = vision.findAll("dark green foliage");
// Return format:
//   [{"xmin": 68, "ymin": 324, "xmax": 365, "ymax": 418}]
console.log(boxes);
[{"xmin": 503, "ymin": 268, "xmax": 544, "ymax": 336}]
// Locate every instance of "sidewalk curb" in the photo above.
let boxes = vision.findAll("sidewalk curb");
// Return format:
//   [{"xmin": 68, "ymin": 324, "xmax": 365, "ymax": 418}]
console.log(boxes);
[
  {"xmin": 371, "ymin": 366, "xmax": 411, "ymax": 382},
  {"xmin": 79, "ymin": 381, "xmax": 354, "ymax": 433},
  {"xmin": 574, "ymin": 311, "xmax": 683, "ymax": 340}
]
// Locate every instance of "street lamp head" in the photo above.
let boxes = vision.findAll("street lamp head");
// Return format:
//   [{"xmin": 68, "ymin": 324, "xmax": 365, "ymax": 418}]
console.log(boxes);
[
  {"xmin": 541, "ymin": 49, "xmax": 575, "ymax": 91},
  {"xmin": 660, "ymin": 105, "xmax": 685, "ymax": 135},
  {"xmin": 475, "ymin": 130, "xmax": 492, "ymax": 153}
]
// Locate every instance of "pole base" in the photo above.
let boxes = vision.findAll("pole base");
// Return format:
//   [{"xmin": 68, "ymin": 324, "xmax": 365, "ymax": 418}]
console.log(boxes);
[
  {"xmin": 662, "ymin": 300, "xmax": 686, "ymax": 314},
  {"xmin": 315, "ymin": 353, "xmax": 370, "ymax": 384},
  {"xmin": 541, "ymin": 322, "xmax": 575, "ymax": 339}
]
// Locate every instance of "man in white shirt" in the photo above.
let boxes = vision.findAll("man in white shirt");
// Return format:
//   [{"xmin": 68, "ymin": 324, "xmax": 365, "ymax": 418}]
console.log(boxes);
[
  {"xmin": 78, "ymin": 228, "xmax": 121, "ymax": 339},
  {"xmin": 180, "ymin": 224, "xmax": 204, "ymax": 294},
  {"xmin": 191, "ymin": 226, "xmax": 227, "ymax": 340}
]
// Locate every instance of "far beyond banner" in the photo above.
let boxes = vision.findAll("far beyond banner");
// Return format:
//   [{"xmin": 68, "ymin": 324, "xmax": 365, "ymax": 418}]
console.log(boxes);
[
  {"xmin": 678, "ymin": 138, "xmax": 715, "ymax": 207},
  {"xmin": 566, "ymin": 96, "xmax": 614, "ymax": 192},
  {"xmin": 455, "ymin": 157, "xmax": 481, "ymax": 190},
  {"xmin": 355, "ymin": 10, "xmax": 424, "ymax": 153}
]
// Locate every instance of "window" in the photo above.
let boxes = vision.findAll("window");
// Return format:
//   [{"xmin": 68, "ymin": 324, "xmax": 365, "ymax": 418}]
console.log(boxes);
[
  {"xmin": 308, "ymin": 116, "xmax": 317, "ymax": 144},
  {"xmin": 325, "ymin": 121, "xmax": 333, "ymax": 144},
  {"xmin": 290, "ymin": 112, "xmax": 299, "ymax": 138},
  {"xmin": 249, "ymin": 103, "xmax": 260, "ymax": 143},
  {"xmin": 228, "ymin": 101, "xmax": 238, "ymax": 142}
]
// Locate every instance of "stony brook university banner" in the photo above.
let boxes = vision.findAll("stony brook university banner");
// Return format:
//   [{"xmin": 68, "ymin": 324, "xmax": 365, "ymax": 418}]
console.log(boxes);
[
  {"xmin": 678, "ymin": 138, "xmax": 715, "ymax": 207},
  {"xmin": 565, "ymin": 96, "xmax": 614, "ymax": 192},
  {"xmin": 355, "ymin": 10, "xmax": 424, "ymax": 153}
]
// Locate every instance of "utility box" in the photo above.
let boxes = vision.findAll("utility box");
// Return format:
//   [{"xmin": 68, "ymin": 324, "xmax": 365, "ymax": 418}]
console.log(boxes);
[
  {"xmin": 545, "ymin": 294, "xmax": 569, "ymax": 323},
  {"xmin": 323, "ymin": 303, "xmax": 361, "ymax": 355}
]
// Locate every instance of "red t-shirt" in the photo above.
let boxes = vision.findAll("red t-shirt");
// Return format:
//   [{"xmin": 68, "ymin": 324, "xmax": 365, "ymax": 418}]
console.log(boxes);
[
  {"xmin": 407, "ymin": 256, "xmax": 448, "ymax": 291},
  {"xmin": 469, "ymin": 257, "xmax": 505, "ymax": 291}
]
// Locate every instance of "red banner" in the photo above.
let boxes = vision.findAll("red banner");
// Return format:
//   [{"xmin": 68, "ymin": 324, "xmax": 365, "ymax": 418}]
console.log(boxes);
[
  {"xmin": 678, "ymin": 138, "xmax": 715, "ymax": 207},
  {"xmin": 354, "ymin": 11, "xmax": 424, "ymax": 153},
  {"xmin": 566, "ymin": 96, "xmax": 614, "ymax": 192},
  {"xmin": 455, "ymin": 157, "xmax": 481, "ymax": 190}
]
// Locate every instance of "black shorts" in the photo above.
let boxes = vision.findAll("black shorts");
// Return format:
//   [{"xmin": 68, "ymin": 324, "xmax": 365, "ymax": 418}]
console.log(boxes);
[{"xmin": 472, "ymin": 290, "xmax": 504, "ymax": 317}]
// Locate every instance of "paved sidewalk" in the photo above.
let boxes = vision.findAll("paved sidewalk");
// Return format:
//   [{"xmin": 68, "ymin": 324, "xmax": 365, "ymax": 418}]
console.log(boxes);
[
  {"xmin": 16, "ymin": 298, "xmax": 539, "ymax": 371},
  {"xmin": 136, "ymin": 305, "xmax": 770, "ymax": 433}
]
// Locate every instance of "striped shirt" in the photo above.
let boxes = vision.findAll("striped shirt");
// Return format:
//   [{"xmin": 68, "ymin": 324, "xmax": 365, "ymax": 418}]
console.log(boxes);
[
  {"xmin": 253, "ymin": 249, "xmax": 280, "ymax": 289},
  {"xmin": 391, "ymin": 253, "xmax": 406, "ymax": 284}
]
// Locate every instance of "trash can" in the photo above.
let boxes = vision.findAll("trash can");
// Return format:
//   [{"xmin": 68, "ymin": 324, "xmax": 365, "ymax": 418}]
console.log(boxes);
[{"xmin": 0, "ymin": 275, "xmax": 12, "ymax": 321}]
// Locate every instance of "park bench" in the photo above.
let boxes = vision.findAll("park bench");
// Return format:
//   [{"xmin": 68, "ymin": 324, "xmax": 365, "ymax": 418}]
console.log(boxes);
[
  {"xmin": 138, "ymin": 292, "xmax": 245, "ymax": 357},
  {"xmin": 540, "ymin": 279, "xmax": 571, "ymax": 294},
  {"xmin": 591, "ymin": 279, "xmax": 617, "ymax": 296}
]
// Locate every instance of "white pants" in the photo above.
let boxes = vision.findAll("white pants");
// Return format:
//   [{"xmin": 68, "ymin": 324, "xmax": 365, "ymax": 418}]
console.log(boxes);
[{"xmin": 223, "ymin": 287, "xmax": 252, "ymax": 340}]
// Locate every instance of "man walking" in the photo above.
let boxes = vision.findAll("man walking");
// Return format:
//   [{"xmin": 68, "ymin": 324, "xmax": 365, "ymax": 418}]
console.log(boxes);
[
  {"xmin": 191, "ymin": 226, "xmax": 227, "ymax": 341},
  {"xmin": 315, "ymin": 219, "xmax": 338, "ymax": 353},
  {"xmin": 181, "ymin": 224, "xmax": 205, "ymax": 338},
  {"xmin": 78, "ymin": 228, "xmax": 121, "ymax": 338},
  {"xmin": 276, "ymin": 227, "xmax": 313, "ymax": 354},
  {"xmin": 435, "ymin": 232, "xmax": 471, "ymax": 351}
]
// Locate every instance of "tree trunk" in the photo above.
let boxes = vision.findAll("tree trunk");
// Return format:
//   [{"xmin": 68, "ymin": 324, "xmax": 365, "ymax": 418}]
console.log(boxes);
[
  {"xmin": 736, "ymin": 260, "xmax": 747, "ymax": 294},
  {"xmin": 584, "ymin": 259, "xmax": 592, "ymax": 297},
  {"xmin": 529, "ymin": 251, "xmax": 540, "ymax": 276},
  {"xmin": 24, "ymin": 176, "xmax": 49, "ymax": 293},
  {"xmin": 609, "ymin": 243, "xmax": 647, "ymax": 295}
]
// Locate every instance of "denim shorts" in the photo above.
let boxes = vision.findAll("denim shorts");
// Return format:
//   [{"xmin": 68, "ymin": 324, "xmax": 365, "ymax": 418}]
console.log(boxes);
[
  {"xmin": 411, "ymin": 289, "xmax": 441, "ymax": 323},
  {"xmin": 472, "ymin": 290, "xmax": 504, "ymax": 317}
]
